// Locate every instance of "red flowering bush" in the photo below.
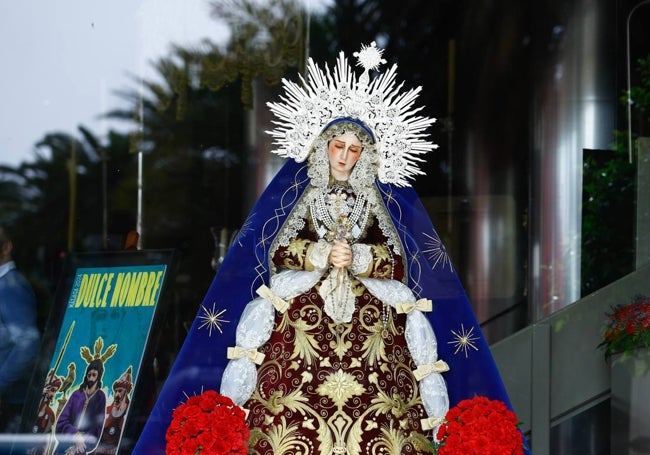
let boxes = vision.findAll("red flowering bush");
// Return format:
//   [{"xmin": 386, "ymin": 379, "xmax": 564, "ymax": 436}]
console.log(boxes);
[
  {"xmin": 434, "ymin": 396, "xmax": 523, "ymax": 455},
  {"xmin": 166, "ymin": 390, "xmax": 249, "ymax": 454},
  {"xmin": 599, "ymin": 294, "xmax": 650, "ymax": 360}
]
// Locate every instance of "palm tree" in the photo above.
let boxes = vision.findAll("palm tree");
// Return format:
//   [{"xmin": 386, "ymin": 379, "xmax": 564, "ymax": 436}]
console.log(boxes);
[
  {"xmin": 0, "ymin": 165, "xmax": 25, "ymax": 225},
  {"xmin": 101, "ymin": 0, "xmax": 308, "ymax": 296}
]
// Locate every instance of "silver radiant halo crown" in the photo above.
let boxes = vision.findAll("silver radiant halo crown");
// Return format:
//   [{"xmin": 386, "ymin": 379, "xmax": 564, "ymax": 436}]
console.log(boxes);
[{"xmin": 266, "ymin": 41, "xmax": 438, "ymax": 187}]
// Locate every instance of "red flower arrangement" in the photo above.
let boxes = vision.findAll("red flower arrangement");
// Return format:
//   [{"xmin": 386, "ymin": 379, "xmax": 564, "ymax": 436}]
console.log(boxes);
[
  {"xmin": 433, "ymin": 396, "xmax": 523, "ymax": 455},
  {"xmin": 599, "ymin": 294, "xmax": 650, "ymax": 360},
  {"xmin": 165, "ymin": 390, "xmax": 249, "ymax": 454}
]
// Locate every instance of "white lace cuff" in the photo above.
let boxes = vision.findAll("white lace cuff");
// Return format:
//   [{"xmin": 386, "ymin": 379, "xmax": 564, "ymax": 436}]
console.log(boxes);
[
  {"xmin": 350, "ymin": 243, "xmax": 372, "ymax": 276},
  {"xmin": 308, "ymin": 239, "xmax": 332, "ymax": 271}
]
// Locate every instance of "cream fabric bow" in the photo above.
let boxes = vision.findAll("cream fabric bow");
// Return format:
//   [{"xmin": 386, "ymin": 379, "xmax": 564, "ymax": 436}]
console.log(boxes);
[
  {"xmin": 395, "ymin": 298, "xmax": 433, "ymax": 314},
  {"xmin": 413, "ymin": 360, "xmax": 450, "ymax": 381},
  {"xmin": 421, "ymin": 416, "xmax": 445, "ymax": 431},
  {"xmin": 227, "ymin": 346, "xmax": 265, "ymax": 365},
  {"xmin": 256, "ymin": 284, "xmax": 289, "ymax": 314}
]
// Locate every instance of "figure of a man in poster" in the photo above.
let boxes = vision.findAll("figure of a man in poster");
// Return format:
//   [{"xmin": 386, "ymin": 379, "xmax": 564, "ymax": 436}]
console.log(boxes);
[
  {"xmin": 93, "ymin": 366, "xmax": 133, "ymax": 455},
  {"xmin": 53, "ymin": 338, "xmax": 115, "ymax": 454},
  {"xmin": 26, "ymin": 372, "xmax": 63, "ymax": 455}
]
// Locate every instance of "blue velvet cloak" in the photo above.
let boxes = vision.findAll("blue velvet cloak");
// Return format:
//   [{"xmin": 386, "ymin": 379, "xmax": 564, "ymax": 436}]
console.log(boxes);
[{"xmin": 134, "ymin": 159, "xmax": 527, "ymax": 453}]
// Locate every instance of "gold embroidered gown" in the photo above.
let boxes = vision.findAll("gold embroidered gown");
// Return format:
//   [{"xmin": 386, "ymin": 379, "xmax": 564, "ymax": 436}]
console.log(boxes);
[{"xmin": 243, "ymin": 182, "xmax": 435, "ymax": 455}]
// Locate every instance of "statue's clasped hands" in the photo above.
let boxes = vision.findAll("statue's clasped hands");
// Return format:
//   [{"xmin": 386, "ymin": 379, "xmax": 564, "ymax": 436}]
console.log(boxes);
[{"xmin": 328, "ymin": 239, "xmax": 352, "ymax": 269}]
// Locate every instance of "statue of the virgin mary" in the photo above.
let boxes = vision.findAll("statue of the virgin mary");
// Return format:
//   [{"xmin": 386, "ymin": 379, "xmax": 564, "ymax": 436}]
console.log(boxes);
[{"xmin": 135, "ymin": 42, "xmax": 522, "ymax": 454}]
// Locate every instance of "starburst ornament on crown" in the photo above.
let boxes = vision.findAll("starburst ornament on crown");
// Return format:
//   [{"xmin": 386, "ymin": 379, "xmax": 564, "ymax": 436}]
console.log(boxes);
[{"xmin": 266, "ymin": 41, "xmax": 438, "ymax": 187}]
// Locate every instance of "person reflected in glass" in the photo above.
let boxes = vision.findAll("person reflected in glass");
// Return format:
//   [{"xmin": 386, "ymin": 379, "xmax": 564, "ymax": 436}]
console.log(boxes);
[{"xmin": 0, "ymin": 226, "xmax": 40, "ymax": 433}]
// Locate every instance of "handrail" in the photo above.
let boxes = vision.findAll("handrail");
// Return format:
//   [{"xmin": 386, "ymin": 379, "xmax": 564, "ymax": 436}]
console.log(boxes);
[{"xmin": 491, "ymin": 263, "xmax": 650, "ymax": 454}]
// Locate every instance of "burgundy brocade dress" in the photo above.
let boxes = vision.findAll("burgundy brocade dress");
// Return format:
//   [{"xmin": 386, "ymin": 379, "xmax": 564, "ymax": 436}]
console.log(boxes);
[{"xmin": 244, "ymin": 185, "xmax": 433, "ymax": 455}]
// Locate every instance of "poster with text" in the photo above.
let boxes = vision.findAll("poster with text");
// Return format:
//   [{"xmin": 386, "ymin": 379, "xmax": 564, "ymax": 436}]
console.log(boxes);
[{"xmin": 24, "ymin": 252, "xmax": 174, "ymax": 455}]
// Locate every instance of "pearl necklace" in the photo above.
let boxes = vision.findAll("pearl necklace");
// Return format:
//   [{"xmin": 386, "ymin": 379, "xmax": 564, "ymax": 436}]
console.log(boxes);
[{"xmin": 309, "ymin": 182, "xmax": 371, "ymax": 242}]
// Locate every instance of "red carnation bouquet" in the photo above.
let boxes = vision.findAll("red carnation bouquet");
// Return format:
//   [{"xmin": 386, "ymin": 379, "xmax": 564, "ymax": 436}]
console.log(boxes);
[
  {"xmin": 165, "ymin": 390, "xmax": 249, "ymax": 454},
  {"xmin": 599, "ymin": 294, "xmax": 650, "ymax": 360},
  {"xmin": 434, "ymin": 396, "xmax": 523, "ymax": 455}
]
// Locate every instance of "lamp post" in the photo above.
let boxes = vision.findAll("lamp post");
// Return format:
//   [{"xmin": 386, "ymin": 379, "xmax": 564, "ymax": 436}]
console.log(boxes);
[
  {"xmin": 136, "ymin": 80, "xmax": 144, "ymax": 250},
  {"xmin": 67, "ymin": 140, "xmax": 77, "ymax": 252},
  {"xmin": 626, "ymin": 0, "xmax": 650, "ymax": 163}
]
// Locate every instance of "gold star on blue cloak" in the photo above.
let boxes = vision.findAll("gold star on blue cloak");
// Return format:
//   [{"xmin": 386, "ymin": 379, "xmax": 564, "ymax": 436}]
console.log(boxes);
[
  {"xmin": 197, "ymin": 302, "xmax": 229, "ymax": 337},
  {"xmin": 448, "ymin": 323, "xmax": 479, "ymax": 358}
]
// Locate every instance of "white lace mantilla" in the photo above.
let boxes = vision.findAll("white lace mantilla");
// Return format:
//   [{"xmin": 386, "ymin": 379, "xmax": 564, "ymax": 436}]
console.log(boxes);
[{"xmin": 269, "ymin": 183, "xmax": 403, "ymax": 267}]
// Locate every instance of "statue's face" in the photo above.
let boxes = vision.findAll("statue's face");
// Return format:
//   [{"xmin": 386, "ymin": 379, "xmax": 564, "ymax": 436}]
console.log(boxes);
[{"xmin": 327, "ymin": 133, "xmax": 363, "ymax": 180}]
